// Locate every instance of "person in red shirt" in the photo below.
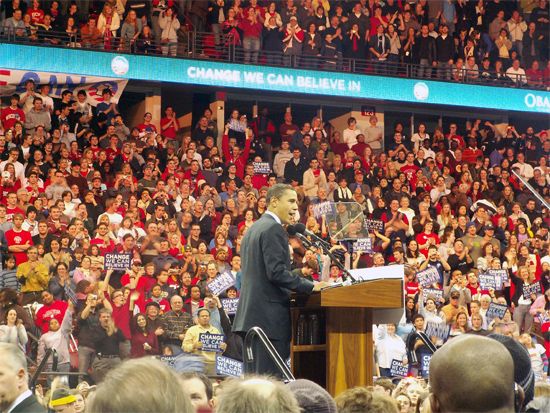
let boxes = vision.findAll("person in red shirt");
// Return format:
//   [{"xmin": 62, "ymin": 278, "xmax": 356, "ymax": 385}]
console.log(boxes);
[
  {"xmin": 160, "ymin": 106, "xmax": 180, "ymax": 142},
  {"xmin": 416, "ymin": 221, "xmax": 440, "ymax": 258},
  {"xmin": 222, "ymin": 125, "xmax": 252, "ymax": 179},
  {"xmin": 404, "ymin": 269, "xmax": 419, "ymax": 297},
  {"xmin": 105, "ymin": 135, "xmax": 121, "ymax": 164},
  {"xmin": 102, "ymin": 270, "xmax": 132, "ymax": 358},
  {"xmin": 26, "ymin": 0, "xmax": 45, "ymax": 25},
  {"xmin": 465, "ymin": 271, "xmax": 489, "ymax": 299},
  {"xmin": 445, "ymin": 123, "xmax": 465, "ymax": 149},
  {"xmin": 6, "ymin": 213, "xmax": 33, "ymax": 265},
  {"xmin": 90, "ymin": 222, "xmax": 116, "ymax": 255},
  {"xmin": 161, "ymin": 157, "xmax": 185, "ymax": 186},
  {"xmin": 400, "ymin": 152, "xmax": 420, "ymax": 184},
  {"xmin": 0, "ymin": 95, "xmax": 25, "ymax": 130},
  {"xmin": 137, "ymin": 112, "xmax": 158, "ymax": 134},
  {"xmin": 4, "ymin": 192, "xmax": 25, "ymax": 222},
  {"xmin": 462, "ymin": 137, "xmax": 484, "ymax": 165},
  {"xmin": 34, "ymin": 291, "xmax": 68, "ymax": 334},
  {"xmin": 145, "ymin": 284, "xmax": 171, "ymax": 314},
  {"xmin": 129, "ymin": 313, "xmax": 159, "ymax": 358},
  {"xmin": 239, "ymin": 8, "xmax": 264, "ymax": 63}
]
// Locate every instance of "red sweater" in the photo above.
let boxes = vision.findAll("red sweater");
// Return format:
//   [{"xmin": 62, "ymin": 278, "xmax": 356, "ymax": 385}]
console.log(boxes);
[
  {"xmin": 108, "ymin": 296, "xmax": 132, "ymax": 340},
  {"xmin": 239, "ymin": 19, "xmax": 263, "ymax": 38},
  {"xmin": 0, "ymin": 107, "xmax": 25, "ymax": 130},
  {"xmin": 130, "ymin": 330, "xmax": 159, "ymax": 358},
  {"xmin": 222, "ymin": 133, "xmax": 251, "ymax": 178},
  {"xmin": 35, "ymin": 301, "xmax": 68, "ymax": 334}
]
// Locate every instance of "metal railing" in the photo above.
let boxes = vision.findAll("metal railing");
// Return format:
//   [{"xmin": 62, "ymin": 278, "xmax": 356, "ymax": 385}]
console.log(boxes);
[
  {"xmin": 29, "ymin": 348, "xmax": 58, "ymax": 391},
  {"xmin": 1, "ymin": 26, "xmax": 547, "ymax": 90},
  {"xmin": 243, "ymin": 326, "xmax": 295, "ymax": 382},
  {"xmin": 512, "ymin": 170, "xmax": 550, "ymax": 210}
]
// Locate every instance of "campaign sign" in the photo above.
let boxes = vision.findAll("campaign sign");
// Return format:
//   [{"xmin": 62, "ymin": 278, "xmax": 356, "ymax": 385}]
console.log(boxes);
[
  {"xmin": 422, "ymin": 288, "xmax": 444, "ymax": 304},
  {"xmin": 416, "ymin": 267, "xmax": 440, "ymax": 288},
  {"xmin": 421, "ymin": 354, "xmax": 432, "ymax": 376},
  {"xmin": 425, "ymin": 321, "xmax": 450, "ymax": 342},
  {"xmin": 104, "ymin": 253, "xmax": 132, "ymax": 270},
  {"xmin": 159, "ymin": 355, "xmax": 177, "ymax": 369},
  {"xmin": 253, "ymin": 162, "xmax": 271, "ymax": 174},
  {"xmin": 390, "ymin": 359, "xmax": 409, "ymax": 378},
  {"xmin": 538, "ymin": 312, "xmax": 550, "ymax": 325},
  {"xmin": 313, "ymin": 201, "xmax": 334, "ymax": 219},
  {"xmin": 364, "ymin": 218, "xmax": 384, "ymax": 233},
  {"xmin": 486, "ymin": 303, "xmax": 508, "ymax": 320},
  {"xmin": 353, "ymin": 238, "xmax": 373, "ymax": 253},
  {"xmin": 216, "ymin": 355, "xmax": 243, "ymax": 377},
  {"xmin": 199, "ymin": 333, "xmax": 224, "ymax": 352},
  {"xmin": 478, "ymin": 273, "xmax": 498, "ymax": 291},
  {"xmin": 207, "ymin": 272, "xmax": 236, "ymax": 296},
  {"xmin": 523, "ymin": 283, "xmax": 542, "ymax": 300},
  {"xmin": 488, "ymin": 269, "xmax": 509, "ymax": 286},
  {"xmin": 221, "ymin": 298, "xmax": 239, "ymax": 315},
  {"xmin": 64, "ymin": 284, "xmax": 78, "ymax": 306}
]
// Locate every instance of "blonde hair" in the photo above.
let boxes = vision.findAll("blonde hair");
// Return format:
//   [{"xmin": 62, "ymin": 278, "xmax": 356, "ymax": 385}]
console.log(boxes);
[
  {"xmin": 98, "ymin": 308, "xmax": 117, "ymax": 336},
  {"xmin": 86, "ymin": 358, "xmax": 194, "ymax": 413},
  {"xmin": 216, "ymin": 375, "xmax": 301, "ymax": 413}
]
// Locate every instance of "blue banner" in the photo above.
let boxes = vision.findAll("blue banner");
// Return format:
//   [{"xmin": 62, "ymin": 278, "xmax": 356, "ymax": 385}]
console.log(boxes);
[{"xmin": 1, "ymin": 44, "xmax": 549, "ymax": 114}]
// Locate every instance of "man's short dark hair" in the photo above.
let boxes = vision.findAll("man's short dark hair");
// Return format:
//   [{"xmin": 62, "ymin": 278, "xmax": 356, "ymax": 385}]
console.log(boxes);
[
  {"xmin": 266, "ymin": 183, "xmax": 293, "ymax": 205},
  {"xmin": 180, "ymin": 372, "xmax": 213, "ymax": 400},
  {"xmin": 412, "ymin": 313, "xmax": 424, "ymax": 323}
]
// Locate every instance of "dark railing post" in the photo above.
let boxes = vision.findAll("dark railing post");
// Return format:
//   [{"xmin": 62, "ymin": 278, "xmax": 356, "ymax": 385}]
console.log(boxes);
[
  {"xmin": 29, "ymin": 348, "xmax": 56, "ymax": 391},
  {"xmin": 243, "ymin": 327, "xmax": 295, "ymax": 382}
]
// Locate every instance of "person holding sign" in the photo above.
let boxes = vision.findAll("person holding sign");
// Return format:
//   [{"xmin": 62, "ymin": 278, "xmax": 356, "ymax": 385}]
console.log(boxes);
[
  {"xmin": 511, "ymin": 266, "xmax": 538, "ymax": 334},
  {"xmin": 182, "ymin": 308, "xmax": 227, "ymax": 376},
  {"xmin": 233, "ymin": 184, "xmax": 327, "ymax": 376},
  {"xmin": 375, "ymin": 324, "xmax": 407, "ymax": 377}
]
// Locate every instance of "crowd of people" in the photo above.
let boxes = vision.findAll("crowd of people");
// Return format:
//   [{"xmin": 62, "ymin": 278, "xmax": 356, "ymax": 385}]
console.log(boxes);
[
  {"xmin": 2, "ymin": 333, "xmax": 550, "ymax": 412},
  {"xmin": 0, "ymin": 2, "xmax": 549, "ymax": 412},
  {"xmin": 0, "ymin": 73, "xmax": 548, "ymax": 406},
  {"xmin": 0, "ymin": 0, "xmax": 549, "ymax": 86}
]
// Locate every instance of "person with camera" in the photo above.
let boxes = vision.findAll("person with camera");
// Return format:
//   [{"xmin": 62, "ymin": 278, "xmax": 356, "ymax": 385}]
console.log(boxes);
[{"xmin": 77, "ymin": 292, "xmax": 112, "ymax": 383}]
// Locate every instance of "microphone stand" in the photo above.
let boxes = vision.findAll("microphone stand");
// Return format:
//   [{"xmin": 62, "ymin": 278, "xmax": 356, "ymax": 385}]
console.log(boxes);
[
  {"xmin": 302, "ymin": 231, "xmax": 357, "ymax": 283},
  {"xmin": 318, "ymin": 243, "xmax": 357, "ymax": 284}
]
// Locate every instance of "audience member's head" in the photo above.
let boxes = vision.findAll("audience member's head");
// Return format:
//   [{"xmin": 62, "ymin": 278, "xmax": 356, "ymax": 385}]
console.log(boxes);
[
  {"xmin": 49, "ymin": 387, "xmax": 77, "ymax": 413},
  {"xmin": 489, "ymin": 333, "xmax": 535, "ymax": 408},
  {"xmin": 286, "ymin": 379, "xmax": 337, "ymax": 413},
  {"xmin": 216, "ymin": 375, "xmax": 301, "ymax": 413},
  {"xmin": 86, "ymin": 358, "xmax": 194, "ymax": 413},
  {"xmin": 0, "ymin": 343, "xmax": 30, "ymax": 412},
  {"xmin": 335, "ymin": 386, "xmax": 399, "ymax": 413},
  {"xmin": 430, "ymin": 335, "xmax": 518, "ymax": 412},
  {"xmin": 180, "ymin": 372, "xmax": 214, "ymax": 412}
]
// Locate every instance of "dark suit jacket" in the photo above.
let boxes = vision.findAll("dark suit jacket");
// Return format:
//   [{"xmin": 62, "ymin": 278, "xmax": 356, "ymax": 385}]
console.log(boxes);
[
  {"xmin": 11, "ymin": 394, "xmax": 47, "ymax": 413},
  {"xmin": 232, "ymin": 214, "xmax": 314, "ymax": 341}
]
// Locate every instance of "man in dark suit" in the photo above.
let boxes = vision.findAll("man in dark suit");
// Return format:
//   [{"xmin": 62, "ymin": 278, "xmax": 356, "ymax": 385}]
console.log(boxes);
[
  {"xmin": 0, "ymin": 343, "xmax": 46, "ymax": 413},
  {"xmin": 233, "ymin": 184, "xmax": 326, "ymax": 376}
]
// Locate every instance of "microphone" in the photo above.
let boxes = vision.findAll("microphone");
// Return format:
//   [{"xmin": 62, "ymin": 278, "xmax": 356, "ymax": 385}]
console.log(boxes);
[
  {"xmin": 293, "ymin": 224, "xmax": 358, "ymax": 283},
  {"xmin": 286, "ymin": 225, "xmax": 298, "ymax": 236},
  {"xmin": 287, "ymin": 225, "xmax": 314, "ymax": 248},
  {"xmin": 293, "ymin": 223, "xmax": 330, "ymax": 248}
]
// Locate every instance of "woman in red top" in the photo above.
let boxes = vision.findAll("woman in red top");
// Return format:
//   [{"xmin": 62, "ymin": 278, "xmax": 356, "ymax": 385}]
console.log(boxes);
[
  {"xmin": 416, "ymin": 221, "xmax": 440, "ymax": 258},
  {"xmin": 130, "ymin": 313, "xmax": 159, "ymax": 358},
  {"xmin": 237, "ymin": 208, "xmax": 256, "ymax": 234}
]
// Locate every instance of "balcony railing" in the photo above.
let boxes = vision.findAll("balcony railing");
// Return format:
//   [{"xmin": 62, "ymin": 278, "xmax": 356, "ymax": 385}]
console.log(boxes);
[{"xmin": 1, "ymin": 27, "xmax": 547, "ymax": 90}]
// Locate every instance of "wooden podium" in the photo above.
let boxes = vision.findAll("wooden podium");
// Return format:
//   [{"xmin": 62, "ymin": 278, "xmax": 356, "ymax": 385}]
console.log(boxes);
[{"xmin": 290, "ymin": 279, "xmax": 403, "ymax": 396}]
